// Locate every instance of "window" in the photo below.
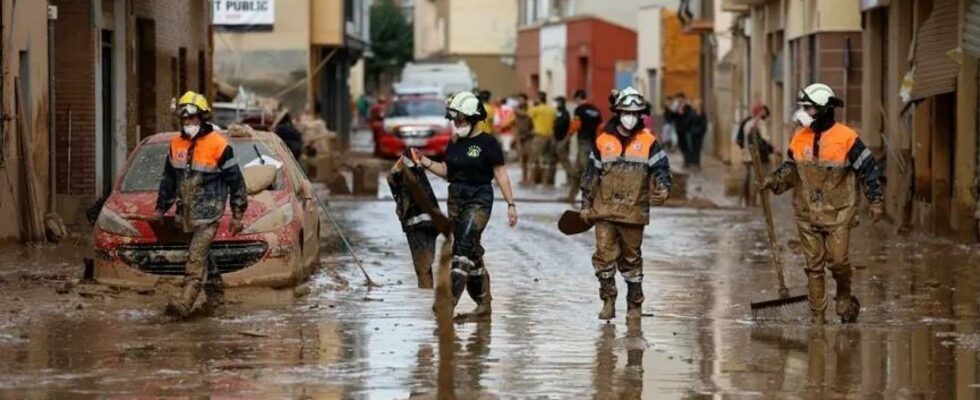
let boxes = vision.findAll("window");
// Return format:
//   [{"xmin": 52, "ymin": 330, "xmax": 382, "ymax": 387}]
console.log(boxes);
[
  {"xmin": 198, "ymin": 50, "xmax": 207, "ymax": 95},
  {"xmin": 345, "ymin": 0, "xmax": 354, "ymax": 23},
  {"xmin": 178, "ymin": 47, "xmax": 188, "ymax": 93}
]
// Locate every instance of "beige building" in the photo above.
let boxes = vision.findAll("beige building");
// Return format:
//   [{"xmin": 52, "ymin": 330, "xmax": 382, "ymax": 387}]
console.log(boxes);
[
  {"xmin": 0, "ymin": 0, "xmax": 52, "ymax": 242},
  {"xmin": 413, "ymin": 0, "xmax": 518, "ymax": 97},
  {"xmin": 214, "ymin": 0, "xmax": 371, "ymax": 143}
]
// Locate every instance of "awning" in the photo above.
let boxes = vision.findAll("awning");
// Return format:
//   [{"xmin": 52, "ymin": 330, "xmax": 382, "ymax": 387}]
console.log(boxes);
[{"xmin": 909, "ymin": 0, "xmax": 960, "ymax": 101}]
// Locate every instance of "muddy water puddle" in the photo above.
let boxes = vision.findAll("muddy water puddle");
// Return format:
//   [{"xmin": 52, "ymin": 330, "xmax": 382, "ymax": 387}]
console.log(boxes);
[{"xmin": 0, "ymin": 198, "xmax": 979, "ymax": 398}]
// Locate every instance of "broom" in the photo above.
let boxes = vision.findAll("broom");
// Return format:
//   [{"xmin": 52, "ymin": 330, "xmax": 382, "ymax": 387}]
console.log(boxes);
[{"xmin": 747, "ymin": 128, "xmax": 807, "ymax": 320}]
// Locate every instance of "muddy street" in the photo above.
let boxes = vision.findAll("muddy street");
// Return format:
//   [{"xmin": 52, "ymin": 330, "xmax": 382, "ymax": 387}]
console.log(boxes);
[{"xmin": 0, "ymin": 169, "xmax": 979, "ymax": 398}]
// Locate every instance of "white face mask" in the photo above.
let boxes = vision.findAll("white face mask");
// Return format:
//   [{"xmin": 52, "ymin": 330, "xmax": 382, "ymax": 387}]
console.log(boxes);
[
  {"xmin": 453, "ymin": 121, "xmax": 472, "ymax": 138},
  {"xmin": 794, "ymin": 108, "xmax": 814, "ymax": 128},
  {"xmin": 183, "ymin": 124, "xmax": 201, "ymax": 138},
  {"xmin": 620, "ymin": 114, "xmax": 639, "ymax": 130}
]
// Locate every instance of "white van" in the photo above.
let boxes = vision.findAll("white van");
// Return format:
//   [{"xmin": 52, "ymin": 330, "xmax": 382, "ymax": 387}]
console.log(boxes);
[{"xmin": 398, "ymin": 61, "xmax": 477, "ymax": 97}]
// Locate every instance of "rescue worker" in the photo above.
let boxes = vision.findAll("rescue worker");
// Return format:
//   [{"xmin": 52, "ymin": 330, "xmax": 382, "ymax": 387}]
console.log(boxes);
[
  {"xmin": 736, "ymin": 104, "xmax": 774, "ymax": 207},
  {"xmin": 528, "ymin": 92, "xmax": 557, "ymax": 184},
  {"xmin": 155, "ymin": 91, "xmax": 248, "ymax": 318},
  {"xmin": 580, "ymin": 87, "xmax": 672, "ymax": 320},
  {"xmin": 758, "ymin": 83, "xmax": 884, "ymax": 324},
  {"xmin": 515, "ymin": 94, "xmax": 534, "ymax": 184},
  {"xmin": 412, "ymin": 91, "xmax": 519, "ymax": 321},
  {"xmin": 387, "ymin": 150, "xmax": 440, "ymax": 288},
  {"xmin": 567, "ymin": 90, "xmax": 603, "ymax": 202}
]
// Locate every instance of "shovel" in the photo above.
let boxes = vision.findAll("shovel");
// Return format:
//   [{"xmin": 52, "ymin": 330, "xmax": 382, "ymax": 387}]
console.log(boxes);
[
  {"xmin": 747, "ymin": 130, "xmax": 807, "ymax": 318},
  {"xmin": 558, "ymin": 210, "xmax": 594, "ymax": 235}
]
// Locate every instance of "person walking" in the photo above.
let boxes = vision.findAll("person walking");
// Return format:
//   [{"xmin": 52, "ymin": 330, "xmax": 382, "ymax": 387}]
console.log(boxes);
[
  {"xmin": 154, "ymin": 91, "xmax": 248, "ymax": 318},
  {"xmin": 515, "ymin": 94, "xmax": 534, "ymax": 184},
  {"xmin": 527, "ymin": 92, "xmax": 557, "ymax": 185},
  {"xmin": 667, "ymin": 92, "xmax": 696, "ymax": 168},
  {"xmin": 688, "ymin": 99, "xmax": 708, "ymax": 170},
  {"xmin": 580, "ymin": 87, "xmax": 672, "ymax": 320},
  {"xmin": 550, "ymin": 96, "xmax": 572, "ymax": 186},
  {"xmin": 758, "ymin": 83, "xmax": 884, "ymax": 324},
  {"xmin": 412, "ymin": 91, "xmax": 519, "ymax": 321},
  {"xmin": 567, "ymin": 90, "xmax": 603, "ymax": 202},
  {"xmin": 736, "ymin": 104, "xmax": 773, "ymax": 206}
]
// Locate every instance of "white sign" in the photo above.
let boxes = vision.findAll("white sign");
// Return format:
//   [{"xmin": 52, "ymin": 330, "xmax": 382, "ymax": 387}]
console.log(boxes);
[{"xmin": 213, "ymin": 0, "xmax": 275, "ymax": 26}]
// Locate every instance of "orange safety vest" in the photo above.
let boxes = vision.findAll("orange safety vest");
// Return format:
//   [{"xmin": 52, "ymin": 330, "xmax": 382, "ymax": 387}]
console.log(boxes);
[
  {"xmin": 594, "ymin": 129, "xmax": 659, "ymax": 165},
  {"xmin": 170, "ymin": 131, "xmax": 232, "ymax": 173},
  {"xmin": 788, "ymin": 123, "xmax": 858, "ymax": 167}
]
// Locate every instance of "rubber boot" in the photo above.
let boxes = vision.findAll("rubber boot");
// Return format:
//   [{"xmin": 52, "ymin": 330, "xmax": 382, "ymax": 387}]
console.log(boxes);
[
  {"xmin": 598, "ymin": 277, "xmax": 617, "ymax": 320},
  {"xmin": 166, "ymin": 278, "xmax": 202, "ymax": 318},
  {"xmin": 626, "ymin": 282, "xmax": 645, "ymax": 320},
  {"xmin": 833, "ymin": 270, "xmax": 860, "ymax": 323},
  {"xmin": 532, "ymin": 165, "xmax": 544, "ymax": 185},
  {"xmin": 807, "ymin": 273, "xmax": 827, "ymax": 325},
  {"xmin": 201, "ymin": 256, "xmax": 225, "ymax": 316},
  {"xmin": 544, "ymin": 166, "xmax": 557, "ymax": 186},
  {"xmin": 458, "ymin": 273, "xmax": 492, "ymax": 321}
]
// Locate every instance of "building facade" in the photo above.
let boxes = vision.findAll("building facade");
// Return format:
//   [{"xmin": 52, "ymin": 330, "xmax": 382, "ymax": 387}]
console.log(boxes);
[
  {"xmin": 0, "ymin": 0, "xmax": 52, "ymax": 242},
  {"xmin": 48, "ymin": 0, "xmax": 211, "ymax": 229},
  {"xmin": 413, "ymin": 0, "xmax": 518, "ymax": 97},
  {"xmin": 214, "ymin": 0, "xmax": 370, "ymax": 144}
]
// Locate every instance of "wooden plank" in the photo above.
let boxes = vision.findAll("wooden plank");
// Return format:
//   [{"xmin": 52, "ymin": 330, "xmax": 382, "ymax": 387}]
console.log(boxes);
[
  {"xmin": 913, "ymin": 97, "xmax": 933, "ymax": 201},
  {"xmin": 954, "ymin": 54, "xmax": 979, "ymax": 240}
]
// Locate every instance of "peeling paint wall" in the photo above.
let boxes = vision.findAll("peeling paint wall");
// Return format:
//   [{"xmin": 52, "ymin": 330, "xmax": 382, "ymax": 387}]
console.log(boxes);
[{"xmin": 0, "ymin": 0, "xmax": 51, "ymax": 242}]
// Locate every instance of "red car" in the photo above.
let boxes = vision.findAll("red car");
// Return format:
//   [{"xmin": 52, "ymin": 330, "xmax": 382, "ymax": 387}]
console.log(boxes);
[
  {"xmin": 93, "ymin": 127, "xmax": 321, "ymax": 289},
  {"xmin": 371, "ymin": 96, "xmax": 452, "ymax": 159}
]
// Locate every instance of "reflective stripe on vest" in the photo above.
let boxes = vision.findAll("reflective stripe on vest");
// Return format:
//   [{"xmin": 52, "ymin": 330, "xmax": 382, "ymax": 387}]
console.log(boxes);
[
  {"xmin": 788, "ymin": 123, "xmax": 858, "ymax": 167},
  {"xmin": 594, "ymin": 129, "xmax": 659, "ymax": 165},
  {"xmin": 170, "ymin": 132, "xmax": 231, "ymax": 173}
]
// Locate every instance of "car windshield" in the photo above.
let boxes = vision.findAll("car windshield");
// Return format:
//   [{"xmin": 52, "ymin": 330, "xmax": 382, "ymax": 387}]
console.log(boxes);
[
  {"xmin": 119, "ymin": 140, "xmax": 284, "ymax": 192},
  {"xmin": 387, "ymin": 99, "xmax": 445, "ymax": 118}
]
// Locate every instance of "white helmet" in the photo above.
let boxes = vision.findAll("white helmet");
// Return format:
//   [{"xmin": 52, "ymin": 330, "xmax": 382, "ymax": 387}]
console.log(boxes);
[
  {"xmin": 445, "ymin": 91, "xmax": 484, "ymax": 120},
  {"xmin": 613, "ymin": 87, "xmax": 648, "ymax": 112},
  {"xmin": 797, "ymin": 83, "xmax": 837, "ymax": 107}
]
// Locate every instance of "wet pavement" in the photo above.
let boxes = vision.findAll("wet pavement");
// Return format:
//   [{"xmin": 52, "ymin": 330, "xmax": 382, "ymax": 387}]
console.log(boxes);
[{"xmin": 1, "ymin": 160, "xmax": 980, "ymax": 398}]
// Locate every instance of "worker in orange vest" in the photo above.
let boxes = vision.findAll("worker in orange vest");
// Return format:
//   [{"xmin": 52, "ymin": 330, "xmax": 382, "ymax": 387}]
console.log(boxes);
[
  {"xmin": 580, "ymin": 87, "xmax": 672, "ymax": 320},
  {"xmin": 155, "ymin": 91, "xmax": 248, "ymax": 319},
  {"xmin": 758, "ymin": 83, "xmax": 884, "ymax": 324}
]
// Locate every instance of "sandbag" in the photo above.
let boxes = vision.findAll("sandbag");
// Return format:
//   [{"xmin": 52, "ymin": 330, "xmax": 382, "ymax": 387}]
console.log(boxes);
[{"xmin": 243, "ymin": 164, "xmax": 278, "ymax": 194}]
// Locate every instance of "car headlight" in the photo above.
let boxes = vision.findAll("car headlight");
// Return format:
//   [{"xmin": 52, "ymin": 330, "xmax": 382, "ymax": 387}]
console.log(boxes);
[
  {"xmin": 97, "ymin": 207, "xmax": 140, "ymax": 237},
  {"xmin": 242, "ymin": 203, "xmax": 294, "ymax": 234}
]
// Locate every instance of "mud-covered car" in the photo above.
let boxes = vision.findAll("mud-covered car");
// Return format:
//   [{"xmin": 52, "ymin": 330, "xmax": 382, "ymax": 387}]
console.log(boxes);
[{"xmin": 93, "ymin": 126, "xmax": 321, "ymax": 289}]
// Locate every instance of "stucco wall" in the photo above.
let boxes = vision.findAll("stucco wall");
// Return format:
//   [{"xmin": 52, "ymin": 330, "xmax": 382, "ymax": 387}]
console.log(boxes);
[
  {"xmin": 637, "ymin": 6, "xmax": 664, "ymax": 100},
  {"xmin": 539, "ymin": 23, "xmax": 568, "ymax": 99},
  {"xmin": 447, "ymin": 0, "xmax": 517, "ymax": 55},
  {"xmin": 0, "ymin": 0, "xmax": 51, "ymax": 241}
]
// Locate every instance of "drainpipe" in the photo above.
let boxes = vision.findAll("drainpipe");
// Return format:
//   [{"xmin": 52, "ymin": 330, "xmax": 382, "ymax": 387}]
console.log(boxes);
[{"xmin": 47, "ymin": 4, "xmax": 57, "ymax": 212}]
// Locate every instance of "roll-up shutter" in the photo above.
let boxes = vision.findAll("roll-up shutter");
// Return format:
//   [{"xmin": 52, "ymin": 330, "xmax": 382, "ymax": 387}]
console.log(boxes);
[{"xmin": 909, "ymin": 0, "xmax": 960, "ymax": 101}]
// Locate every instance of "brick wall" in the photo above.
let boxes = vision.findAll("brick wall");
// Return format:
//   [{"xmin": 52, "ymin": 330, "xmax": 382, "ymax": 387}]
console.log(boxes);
[
  {"xmin": 52, "ymin": 0, "xmax": 96, "ymax": 197},
  {"xmin": 816, "ymin": 32, "xmax": 863, "ymax": 129},
  {"xmin": 52, "ymin": 0, "xmax": 210, "ymax": 201}
]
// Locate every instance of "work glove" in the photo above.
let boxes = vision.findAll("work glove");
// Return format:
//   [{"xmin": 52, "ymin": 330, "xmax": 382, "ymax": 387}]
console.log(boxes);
[
  {"xmin": 579, "ymin": 208, "xmax": 595, "ymax": 224},
  {"xmin": 230, "ymin": 217, "xmax": 245, "ymax": 235},
  {"xmin": 755, "ymin": 176, "xmax": 774, "ymax": 192},
  {"xmin": 869, "ymin": 201, "xmax": 885, "ymax": 224},
  {"xmin": 650, "ymin": 186, "xmax": 671, "ymax": 206},
  {"xmin": 402, "ymin": 149, "xmax": 418, "ymax": 168}
]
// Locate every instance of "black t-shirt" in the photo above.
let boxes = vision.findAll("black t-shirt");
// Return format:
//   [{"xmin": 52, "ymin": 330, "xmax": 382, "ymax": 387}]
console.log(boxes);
[
  {"xmin": 445, "ymin": 133, "xmax": 505, "ymax": 185},
  {"xmin": 574, "ymin": 103, "xmax": 602, "ymax": 143}
]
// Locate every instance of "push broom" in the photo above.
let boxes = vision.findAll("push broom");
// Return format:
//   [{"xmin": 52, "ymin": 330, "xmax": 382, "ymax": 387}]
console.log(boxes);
[{"xmin": 747, "ymin": 129, "xmax": 807, "ymax": 320}]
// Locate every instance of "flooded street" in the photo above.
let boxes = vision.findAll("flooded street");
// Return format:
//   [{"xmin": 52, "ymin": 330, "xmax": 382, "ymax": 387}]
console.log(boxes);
[{"xmin": 1, "ymin": 164, "xmax": 979, "ymax": 399}]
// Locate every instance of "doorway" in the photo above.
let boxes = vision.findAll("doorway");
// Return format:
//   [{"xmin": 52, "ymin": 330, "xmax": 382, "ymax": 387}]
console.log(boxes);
[
  {"xmin": 136, "ymin": 18, "xmax": 156, "ymax": 139},
  {"xmin": 101, "ymin": 29, "xmax": 114, "ymax": 197}
]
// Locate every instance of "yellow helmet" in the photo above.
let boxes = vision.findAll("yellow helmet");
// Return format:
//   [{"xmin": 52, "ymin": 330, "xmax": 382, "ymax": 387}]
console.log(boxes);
[{"xmin": 175, "ymin": 91, "xmax": 211, "ymax": 118}]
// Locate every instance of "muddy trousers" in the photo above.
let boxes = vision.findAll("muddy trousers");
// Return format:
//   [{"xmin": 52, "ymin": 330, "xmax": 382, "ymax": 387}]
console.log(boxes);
[
  {"xmin": 592, "ymin": 221, "xmax": 645, "ymax": 305},
  {"xmin": 405, "ymin": 225, "xmax": 438, "ymax": 288},
  {"xmin": 567, "ymin": 141, "xmax": 591, "ymax": 200},
  {"xmin": 448, "ymin": 184, "xmax": 494, "ymax": 307},
  {"xmin": 174, "ymin": 222, "xmax": 224, "ymax": 312},
  {"xmin": 518, "ymin": 135, "xmax": 533, "ymax": 183},
  {"xmin": 553, "ymin": 138, "xmax": 572, "ymax": 186},
  {"xmin": 797, "ymin": 221, "xmax": 858, "ymax": 322},
  {"xmin": 527, "ymin": 136, "xmax": 553, "ymax": 185}
]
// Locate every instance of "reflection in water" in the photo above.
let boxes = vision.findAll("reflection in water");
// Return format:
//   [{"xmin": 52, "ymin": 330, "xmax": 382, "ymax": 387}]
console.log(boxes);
[{"xmin": 592, "ymin": 319, "xmax": 646, "ymax": 399}]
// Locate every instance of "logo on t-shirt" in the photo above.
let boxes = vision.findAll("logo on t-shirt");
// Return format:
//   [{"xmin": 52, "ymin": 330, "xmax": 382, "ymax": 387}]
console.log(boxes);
[{"xmin": 467, "ymin": 145, "xmax": 481, "ymax": 158}]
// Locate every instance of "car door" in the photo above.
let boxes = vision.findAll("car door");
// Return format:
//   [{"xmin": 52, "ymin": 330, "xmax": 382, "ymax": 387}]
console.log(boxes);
[{"xmin": 280, "ymin": 144, "xmax": 319, "ymax": 267}]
